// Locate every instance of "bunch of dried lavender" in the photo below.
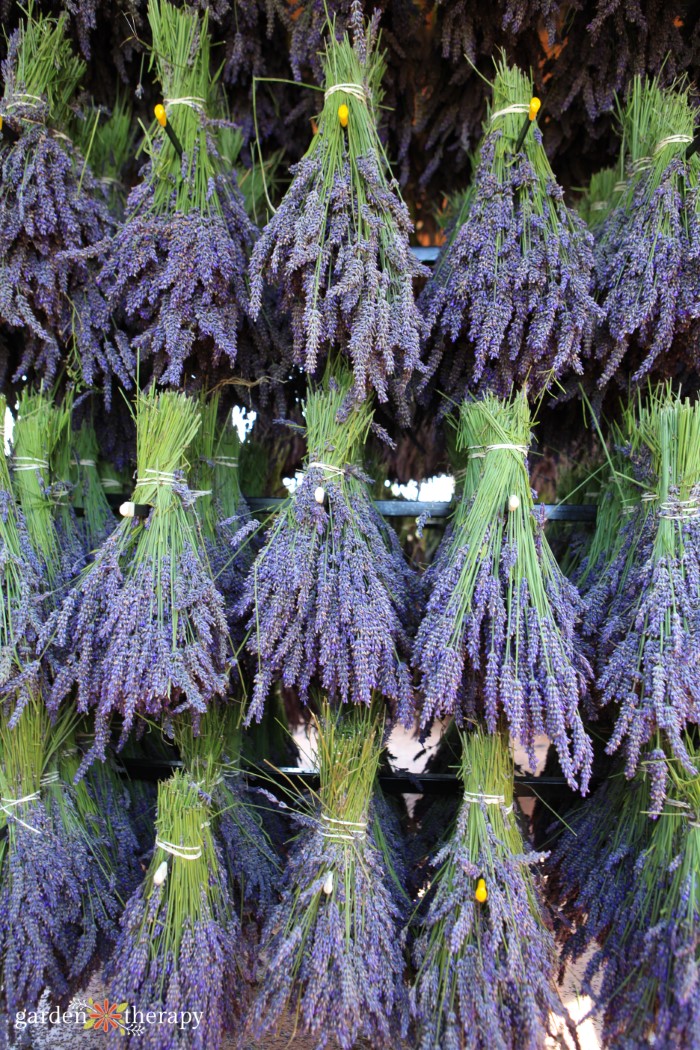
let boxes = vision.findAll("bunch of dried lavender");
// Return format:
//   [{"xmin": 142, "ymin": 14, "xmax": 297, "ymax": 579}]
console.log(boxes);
[
  {"xmin": 11, "ymin": 389, "xmax": 78, "ymax": 609},
  {"xmin": 0, "ymin": 703, "xmax": 86, "ymax": 1034},
  {"xmin": 42, "ymin": 387, "xmax": 231, "ymax": 774},
  {"xmin": 71, "ymin": 418, "xmax": 117, "ymax": 554},
  {"xmin": 593, "ymin": 77, "xmax": 700, "ymax": 386},
  {"xmin": 106, "ymin": 770, "xmax": 244, "ymax": 1049},
  {"xmin": 413, "ymin": 392, "xmax": 593, "ymax": 791},
  {"xmin": 411, "ymin": 724, "xmax": 566, "ymax": 1050},
  {"xmin": 549, "ymin": 741, "xmax": 700, "ymax": 1048},
  {"xmin": 419, "ymin": 58, "xmax": 600, "ymax": 401},
  {"xmin": 0, "ymin": 396, "xmax": 44, "ymax": 700},
  {"xmin": 0, "ymin": 10, "xmax": 132, "ymax": 398},
  {"xmin": 177, "ymin": 705, "xmax": 282, "ymax": 928},
  {"xmin": 191, "ymin": 394, "xmax": 258, "ymax": 646},
  {"xmin": 98, "ymin": 0, "xmax": 259, "ymax": 390},
  {"xmin": 238, "ymin": 368, "xmax": 417, "ymax": 726},
  {"xmin": 251, "ymin": 703, "xmax": 409, "ymax": 1049},
  {"xmin": 591, "ymin": 388, "xmax": 700, "ymax": 788},
  {"xmin": 546, "ymin": 761, "xmax": 653, "ymax": 975},
  {"xmin": 249, "ymin": 4, "xmax": 427, "ymax": 419}
]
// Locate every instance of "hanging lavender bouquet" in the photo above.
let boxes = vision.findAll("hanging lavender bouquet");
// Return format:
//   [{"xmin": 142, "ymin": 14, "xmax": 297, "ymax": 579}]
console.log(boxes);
[
  {"xmin": 0, "ymin": 438, "xmax": 124, "ymax": 1035},
  {"xmin": 0, "ymin": 10, "xmax": 132, "ymax": 396},
  {"xmin": 191, "ymin": 394, "xmax": 258, "ymax": 645},
  {"xmin": 177, "ymin": 705, "xmax": 281, "ymax": 928},
  {"xmin": 0, "ymin": 396, "xmax": 43, "ymax": 698},
  {"xmin": 591, "ymin": 388, "xmax": 700, "ymax": 789},
  {"xmin": 98, "ymin": 0, "xmax": 258, "ymax": 389},
  {"xmin": 419, "ymin": 57, "xmax": 600, "ymax": 402},
  {"xmin": 549, "ymin": 742, "xmax": 700, "ymax": 1048},
  {"xmin": 593, "ymin": 77, "xmax": 700, "ymax": 386},
  {"xmin": 11, "ymin": 389, "xmax": 78, "ymax": 604},
  {"xmin": 238, "ymin": 367, "xmax": 417, "ymax": 726},
  {"xmin": 41, "ymin": 387, "xmax": 231, "ymax": 773},
  {"xmin": 72, "ymin": 418, "xmax": 117, "ymax": 553},
  {"xmin": 546, "ymin": 760, "xmax": 653, "ymax": 976},
  {"xmin": 595, "ymin": 744, "xmax": 700, "ymax": 1048},
  {"xmin": 413, "ymin": 392, "xmax": 593, "ymax": 791},
  {"xmin": 249, "ymin": 2, "xmax": 427, "ymax": 420},
  {"xmin": 251, "ymin": 702, "xmax": 409, "ymax": 1049},
  {"xmin": 106, "ymin": 770, "xmax": 244, "ymax": 1049},
  {"xmin": 411, "ymin": 723, "xmax": 567, "ymax": 1050}
]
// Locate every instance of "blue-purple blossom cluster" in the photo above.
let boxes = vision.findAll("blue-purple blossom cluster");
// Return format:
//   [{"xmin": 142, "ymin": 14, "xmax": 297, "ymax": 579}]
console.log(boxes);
[
  {"xmin": 413, "ymin": 396, "xmax": 592, "ymax": 791},
  {"xmin": 249, "ymin": 8, "xmax": 427, "ymax": 418},
  {"xmin": 579, "ymin": 392, "xmax": 700, "ymax": 787},
  {"xmin": 40, "ymin": 390, "xmax": 231, "ymax": 771},
  {"xmin": 0, "ymin": 23, "xmax": 132, "ymax": 399},
  {"xmin": 44, "ymin": 527, "xmax": 231, "ymax": 771},
  {"xmin": 411, "ymin": 799, "xmax": 562, "ymax": 1049},
  {"xmin": 239, "ymin": 464, "xmax": 417, "ymax": 725},
  {"xmin": 252, "ymin": 811, "xmax": 408, "ymax": 1048},
  {"xmin": 420, "ymin": 126, "xmax": 599, "ymax": 400},
  {"xmin": 99, "ymin": 172, "xmax": 257, "ymax": 389},
  {"xmin": 593, "ymin": 158, "xmax": 700, "ymax": 386},
  {"xmin": 547, "ymin": 743, "xmax": 700, "ymax": 1049}
]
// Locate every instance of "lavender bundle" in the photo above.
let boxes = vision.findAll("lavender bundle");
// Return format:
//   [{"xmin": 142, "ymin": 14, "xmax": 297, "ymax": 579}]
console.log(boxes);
[
  {"xmin": 411, "ymin": 724, "xmax": 566, "ymax": 1050},
  {"xmin": 178, "ymin": 705, "xmax": 281, "ymax": 927},
  {"xmin": 419, "ymin": 58, "xmax": 600, "ymax": 401},
  {"xmin": 11, "ymin": 390, "xmax": 73, "ymax": 600},
  {"xmin": 593, "ymin": 77, "xmax": 700, "ymax": 386},
  {"xmin": 191, "ymin": 395, "xmax": 257, "ymax": 644},
  {"xmin": 413, "ymin": 392, "xmax": 593, "ymax": 791},
  {"xmin": 549, "ymin": 743, "xmax": 700, "ymax": 1048},
  {"xmin": 0, "ymin": 396, "xmax": 43, "ymax": 698},
  {"xmin": 238, "ymin": 368, "xmax": 416, "ymax": 726},
  {"xmin": 42, "ymin": 387, "xmax": 231, "ymax": 772},
  {"xmin": 594, "ymin": 744, "xmax": 700, "ymax": 1048},
  {"xmin": 98, "ymin": 0, "xmax": 258, "ymax": 389},
  {"xmin": 106, "ymin": 770, "xmax": 244, "ymax": 1049},
  {"xmin": 546, "ymin": 762, "xmax": 653, "ymax": 979},
  {"xmin": 0, "ymin": 10, "xmax": 132, "ymax": 396},
  {"xmin": 593, "ymin": 388, "xmax": 700, "ymax": 787},
  {"xmin": 0, "ymin": 702, "xmax": 87, "ymax": 1034},
  {"xmin": 251, "ymin": 703, "xmax": 409, "ymax": 1049},
  {"xmin": 249, "ymin": 4, "xmax": 427, "ymax": 419},
  {"xmin": 72, "ymin": 419, "xmax": 116, "ymax": 553}
]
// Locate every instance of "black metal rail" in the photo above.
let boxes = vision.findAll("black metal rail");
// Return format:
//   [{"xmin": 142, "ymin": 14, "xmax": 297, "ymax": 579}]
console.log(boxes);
[
  {"xmin": 247, "ymin": 498, "xmax": 597, "ymax": 522},
  {"xmin": 118, "ymin": 757, "xmax": 577, "ymax": 798}
]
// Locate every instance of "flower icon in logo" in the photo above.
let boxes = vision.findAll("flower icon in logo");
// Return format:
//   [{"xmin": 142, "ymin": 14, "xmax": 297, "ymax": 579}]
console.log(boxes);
[{"xmin": 84, "ymin": 998, "xmax": 128, "ymax": 1035}]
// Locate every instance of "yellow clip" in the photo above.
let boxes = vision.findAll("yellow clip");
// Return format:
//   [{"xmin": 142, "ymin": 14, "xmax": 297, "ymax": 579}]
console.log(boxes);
[
  {"xmin": 529, "ymin": 97, "xmax": 541, "ymax": 122},
  {"xmin": 0, "ymin": 116, "xmax": 3, "ymax": 133},
  {"xmin": 475, "ymin": 877, "xmax": 488, "ymax": 903},
  {"xmin": 154, "ymin": 104, "xmax": 167, "ymax": 128},
  {"xmin": 338, "ymin": 103, "xmax": 349, "ymax": 128}
]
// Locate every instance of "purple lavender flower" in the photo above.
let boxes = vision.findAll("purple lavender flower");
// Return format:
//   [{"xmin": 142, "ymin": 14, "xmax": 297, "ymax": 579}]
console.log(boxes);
[
  {"xmin": 238, "ymin": 465, "xmax": 417, "ymax": 726},
  {"xmin": 413, "ymin": 395, "xmax": 593, "ymax": 791},
  {"xmin": 99, "ymin": 176, "xmax": 257, "ymax": 388},
  {"xmin": 252, "ymin": 810, "xmax": 408, "ymax": 1048},
  {"xmin": 249, "ymin": 7, "xmax": 427, "ymax": 419},
  {"xmin": 420, "ymin": 84, "xmax": 600, "ymax": 401},
  {"xmin": 0, "ymin": 16, "xmax": 133, "ymax": 399}
]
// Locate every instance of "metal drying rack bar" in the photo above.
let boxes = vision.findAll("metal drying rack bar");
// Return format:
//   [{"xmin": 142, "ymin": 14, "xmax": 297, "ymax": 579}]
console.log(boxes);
[
  {"xmin": 246, "ymin": 498, "xmax": 597, "ymax": 522},
  {"xmin": 117, "ymin": 757, "xmax": 582, "ymax": 799}
]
